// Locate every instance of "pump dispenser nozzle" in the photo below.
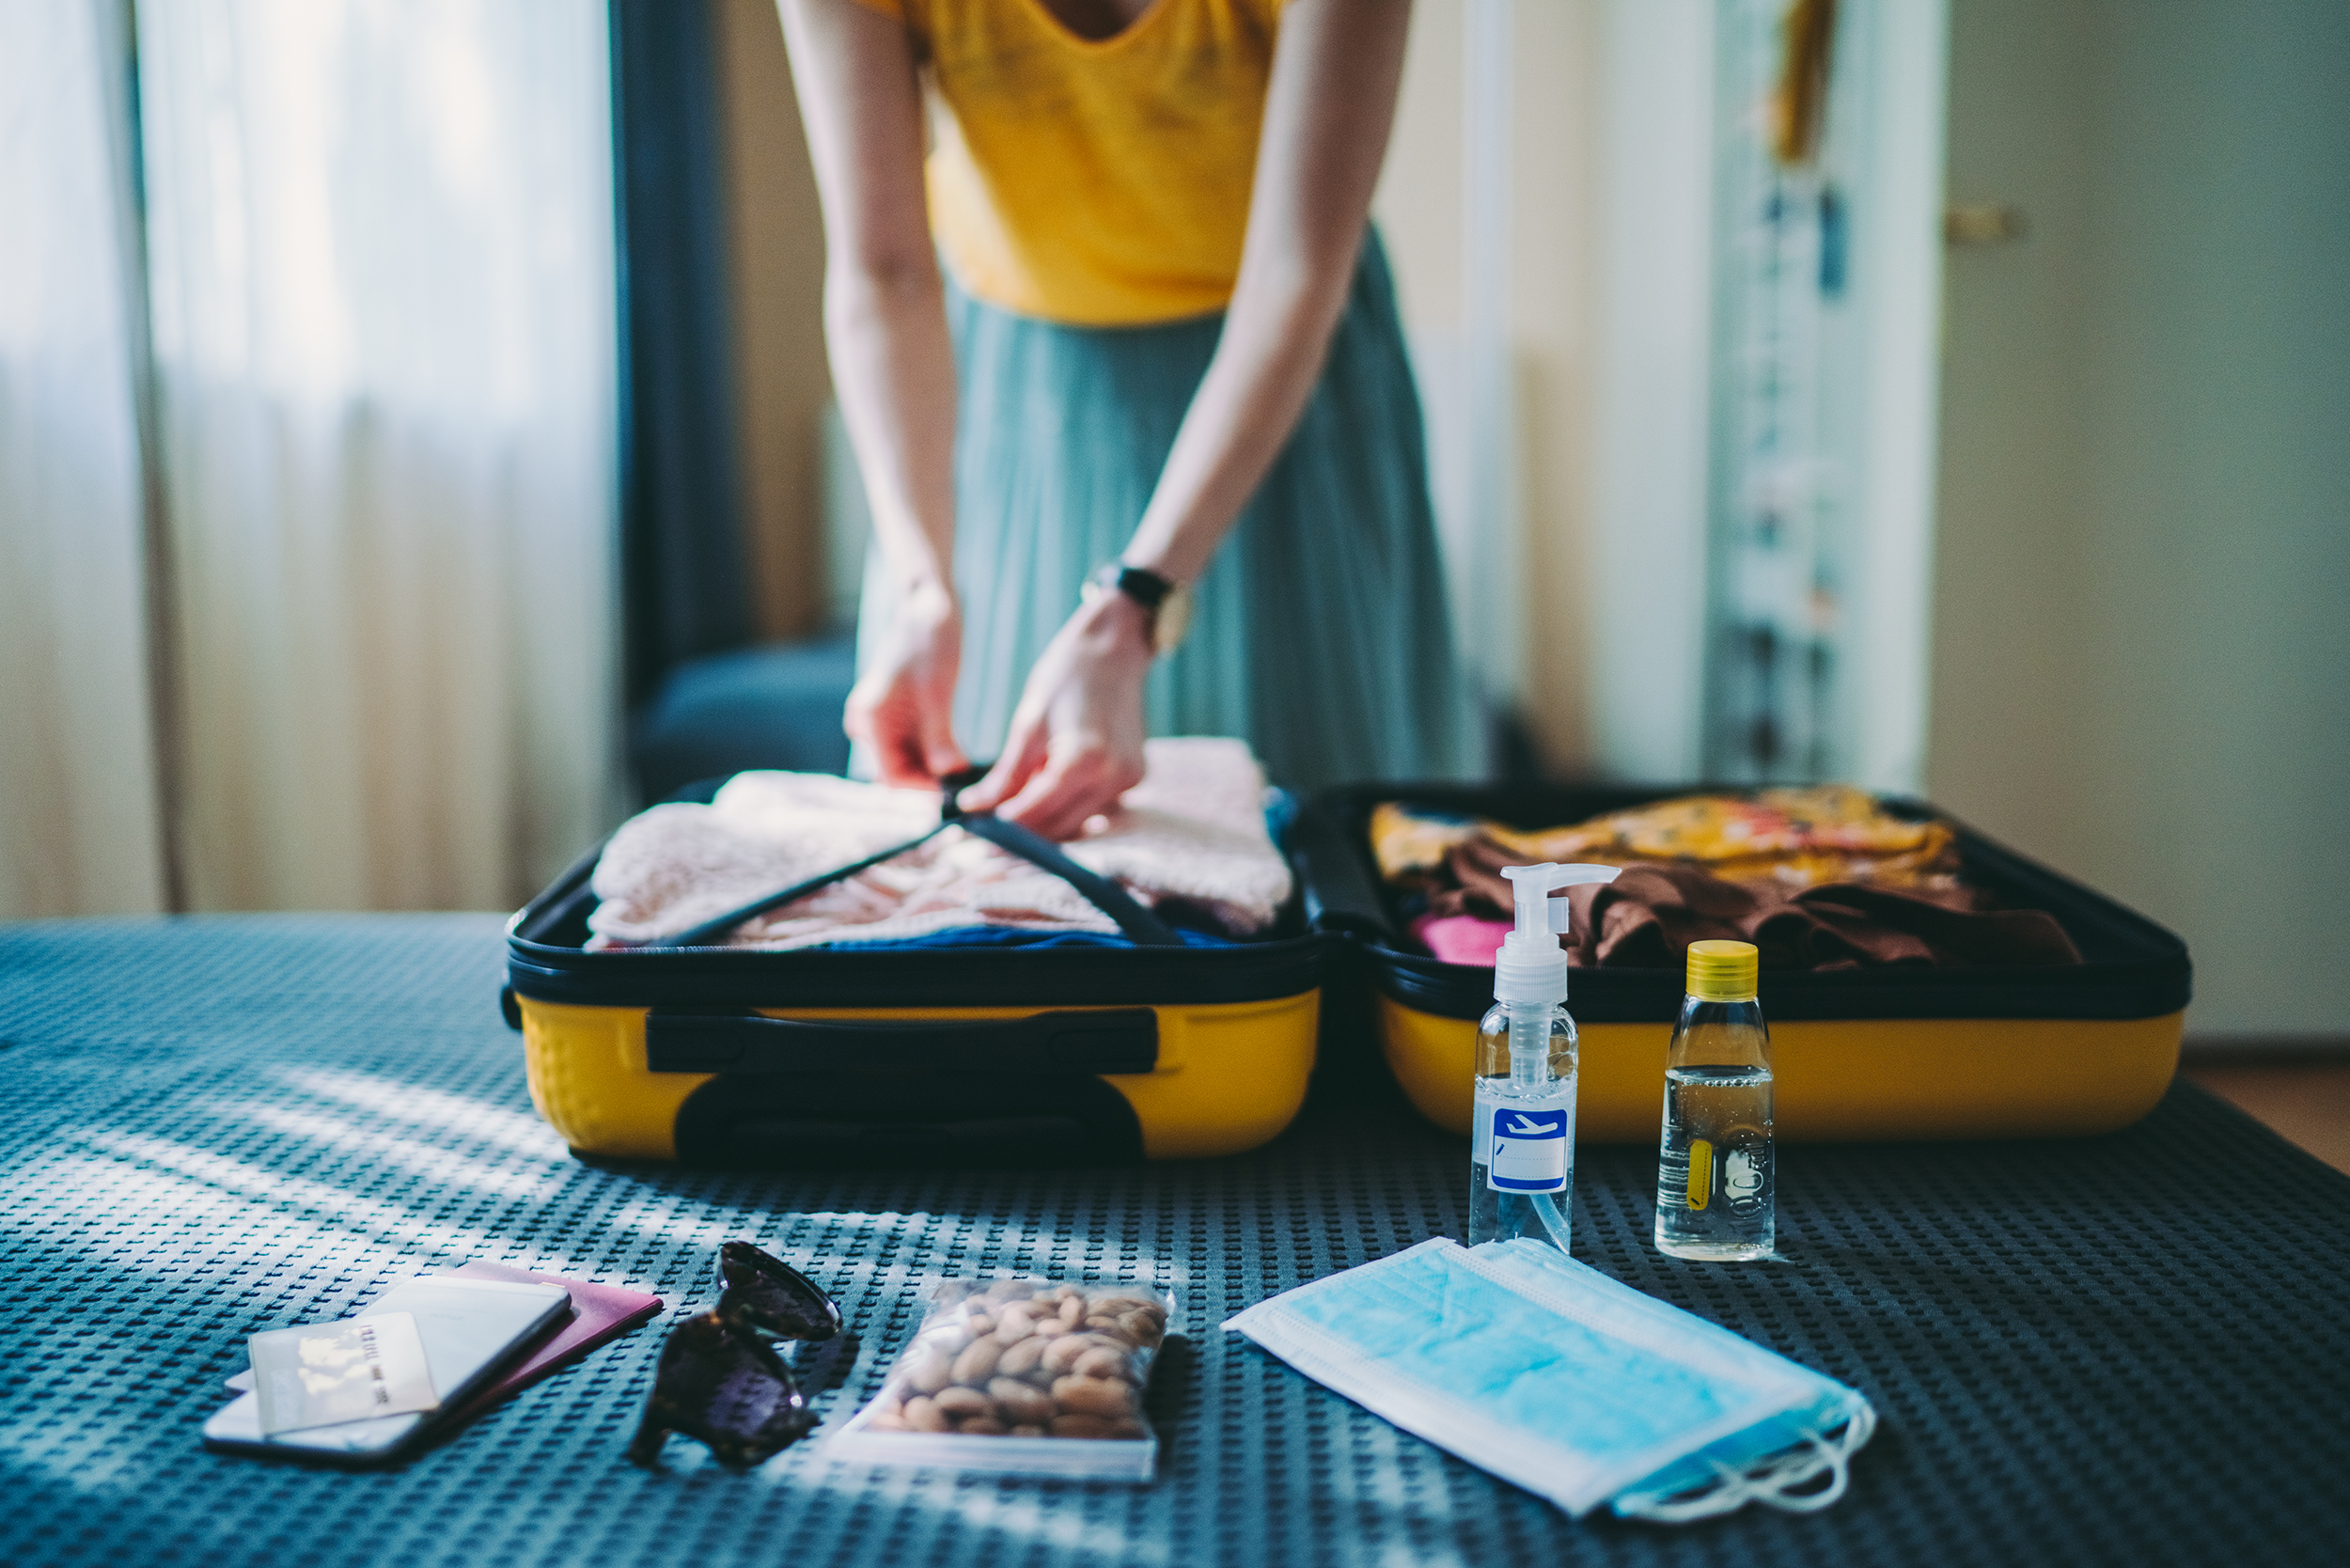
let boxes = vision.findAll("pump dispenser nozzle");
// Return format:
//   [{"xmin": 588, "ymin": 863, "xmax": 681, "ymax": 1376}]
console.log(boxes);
[{"xmin": 1494, "ymin": 862, "xmax": 1621, "ymax": 1007}]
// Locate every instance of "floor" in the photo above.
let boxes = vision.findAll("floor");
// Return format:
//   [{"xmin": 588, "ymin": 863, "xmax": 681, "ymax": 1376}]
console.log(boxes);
[{"xmin": 2185, "ymin": 1059, "xmax": 2350, "ymax": 1175}]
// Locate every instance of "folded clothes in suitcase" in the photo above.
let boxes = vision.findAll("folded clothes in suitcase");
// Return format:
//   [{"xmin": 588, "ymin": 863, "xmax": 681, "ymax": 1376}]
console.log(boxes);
[
  {"xmin": 503, "ymin": 771, "xmax": 1333, "ymax": 1168},
  {"xmin": 1300, "ymin": 783, "xmax": 2192, "ymax": 1143}
]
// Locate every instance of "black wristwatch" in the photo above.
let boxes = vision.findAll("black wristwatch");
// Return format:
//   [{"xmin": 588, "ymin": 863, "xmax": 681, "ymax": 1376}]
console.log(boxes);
[{"xmin": 1086, "ymin": 562, "xmax": 1194, "ymax": 655}]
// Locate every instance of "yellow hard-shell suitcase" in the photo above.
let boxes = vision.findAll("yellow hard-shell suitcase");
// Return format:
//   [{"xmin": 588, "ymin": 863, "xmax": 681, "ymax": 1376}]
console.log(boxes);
[
  {"xmin": 503, "ymin": 817, "xmax": 1332, "ymax": 1167},
  {"xmin": 1302, "ymin": 784, "xmax": 2192, "ymax": 1143}
]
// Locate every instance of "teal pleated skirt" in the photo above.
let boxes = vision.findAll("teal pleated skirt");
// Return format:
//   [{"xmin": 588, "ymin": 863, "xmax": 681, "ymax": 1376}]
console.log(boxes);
[{"xmin": 859, "ymin": 233, "xmax": 1469, "ymax": 792}]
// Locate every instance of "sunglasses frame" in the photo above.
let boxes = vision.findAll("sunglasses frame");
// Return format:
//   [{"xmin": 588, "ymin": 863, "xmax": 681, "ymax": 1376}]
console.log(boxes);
[{"xmin": 627, "ymin": 1243, "xmax": 854, "ymax": 1468}]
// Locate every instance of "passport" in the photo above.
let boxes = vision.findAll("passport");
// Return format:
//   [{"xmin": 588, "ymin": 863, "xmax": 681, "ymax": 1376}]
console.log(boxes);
[{"xmin": 439, "ymin": 1262, "xmax": 663, "ymax": 1421}]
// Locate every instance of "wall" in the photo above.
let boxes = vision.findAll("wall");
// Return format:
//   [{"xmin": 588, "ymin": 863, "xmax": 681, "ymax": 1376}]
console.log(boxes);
[
  {"xmin": 1373, "ymin": 0, "xmax": 1605, "ymax": 774},
  {"xmin": 1931, "ymin": 0, "xmax": 2350, "ymax": 1039},
  {"xmin": 713, "ymin": 0, "xmax": 831, "ymax": 640},
  {"xmin": 1585, "ymin": 0, "xmax": 1716, "ymax": 783}
]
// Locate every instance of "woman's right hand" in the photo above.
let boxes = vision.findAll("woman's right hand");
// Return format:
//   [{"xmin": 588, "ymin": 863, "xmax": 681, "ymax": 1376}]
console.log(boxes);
[{"xmin": 843, "ymin": 577, "xmax": 969, "ymax": 787}]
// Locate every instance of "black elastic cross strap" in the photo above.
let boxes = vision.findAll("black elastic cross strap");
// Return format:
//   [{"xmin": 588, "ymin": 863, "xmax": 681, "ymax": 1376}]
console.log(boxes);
[
  {"xmin": 641, "ymin": 774, "xmax": 1183, "ymax": 949},
  {"xmin": 948, "ymin": 811, "xmax": 1183, "ymax": 947},
  {"xmin": 646, "ymin": 822, "xmax": 950, "ymax": 949}
]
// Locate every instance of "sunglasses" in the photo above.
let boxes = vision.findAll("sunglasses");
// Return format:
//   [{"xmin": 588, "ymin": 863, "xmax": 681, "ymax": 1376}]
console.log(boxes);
[{"xmin": 627, "ymin": 1242, "xmax": 855, "ymax": 1467}]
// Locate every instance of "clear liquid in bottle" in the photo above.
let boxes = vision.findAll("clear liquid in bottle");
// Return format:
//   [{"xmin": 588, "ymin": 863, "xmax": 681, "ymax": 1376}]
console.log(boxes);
[
  {"xmin": 1653, "ymin": 968, "xmax": 1776, "ymax": 1261},
  {"xmin": 1468, "ymin": 1000, "xmax": 1576, "ymax": 1251},
  {"xmin": 1655, "ymin": 1061, "xmax": 1775, "ymax": 1259}
]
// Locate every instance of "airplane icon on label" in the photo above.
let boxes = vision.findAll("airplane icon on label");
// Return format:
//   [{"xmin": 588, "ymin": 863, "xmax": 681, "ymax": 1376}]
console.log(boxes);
[{"xmin": 1486, "ymin": 1104, "xmax": 1569, "ymax": 1191}]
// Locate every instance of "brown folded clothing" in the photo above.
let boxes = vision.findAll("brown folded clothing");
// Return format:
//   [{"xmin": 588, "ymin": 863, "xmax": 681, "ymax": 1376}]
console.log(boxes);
[{"xmin": 1550, "ymin": 864, "xmax": 2082, "ymax": 971}]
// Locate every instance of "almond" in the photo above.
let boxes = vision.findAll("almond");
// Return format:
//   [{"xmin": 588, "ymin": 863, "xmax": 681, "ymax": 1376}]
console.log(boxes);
[
  {"xmin": 957, "ymin": 1417, "xmax": 1008, "ymax": 1435},
  {"xmin": 904, "ymin": 1395, "xmax": 948, "ymax": 1433},
  {"xmin": 1058, "ymin": 1294, "xmax": 1086, "ymax": 1326},
  {"xmin": 996, "ymin": 1336, "xmax": 1048, "ymax": 1378},
  {"xmin": 988, "ymin": 1378, "xmax": 1056, "ymax": 1425},
  {"xmin": 1010, "ymin": 1423, "xmax": 1048, "ymax": 1438},
  {"xmin": 951, "ymin": 1337, "xmax": 1003, "ymax": 1385},
  {"xmin": 933, "ymin": 1385, "xmax": 994, "ymax": 1420},
  {"xmin": 1073, "ymin": 1346, "xmax": 1133, "ymax": 1382},
  {"xmin": 1047, "ymin": 1413, "xmax": 1119, "ymax": 1439},
  {"xmin": 1080, "ymin": 1321, "xmax": 1136, "ymax": 1349},
  {"xmin": 1051, "ymin": 1374, "xmax": 1136, "ymax": 1418},
  {"xmin": 995, "ymin": 1304, "xmax": 1036, "ymax": 1341},
  {"xmin": 1042, "ymin": 1333, "xmax": 1108, "ymax": 1374}
]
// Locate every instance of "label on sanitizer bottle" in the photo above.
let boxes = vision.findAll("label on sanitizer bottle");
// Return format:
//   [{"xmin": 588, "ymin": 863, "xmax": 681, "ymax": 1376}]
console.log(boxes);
[{"xmin": 1479, "ymin": 1084, "xmax": 1574, "ymax": 1192}]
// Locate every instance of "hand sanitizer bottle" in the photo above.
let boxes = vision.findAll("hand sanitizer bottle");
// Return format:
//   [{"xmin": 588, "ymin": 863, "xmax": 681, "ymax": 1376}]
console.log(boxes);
[
  {"xmin": 1654, "ymin": 940, "xmax": 1776, "ymax": 1261},
  {"xmin": 1468, "ymin": 863, "xmax": 1621, "ymax": 1251}
]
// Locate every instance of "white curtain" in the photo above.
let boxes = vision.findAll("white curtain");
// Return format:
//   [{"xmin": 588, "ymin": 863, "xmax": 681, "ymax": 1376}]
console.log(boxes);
[
  {"xmin": 0, "ymin": 0, "xmax": 171, "ymax": 918},
  {"xmin": 135, "ymin": 0, "xmax": 621, "ymax": 911}
]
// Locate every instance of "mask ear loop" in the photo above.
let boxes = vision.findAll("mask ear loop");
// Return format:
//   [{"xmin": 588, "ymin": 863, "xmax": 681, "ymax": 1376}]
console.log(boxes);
[
  {"xmin": 1615, "ymin": 1399, "xmax": 1876, "ymax": 1523},
  {"xmin": 1750, "ymin": 1400, "xmax": 1875, "ymax": 1513}
]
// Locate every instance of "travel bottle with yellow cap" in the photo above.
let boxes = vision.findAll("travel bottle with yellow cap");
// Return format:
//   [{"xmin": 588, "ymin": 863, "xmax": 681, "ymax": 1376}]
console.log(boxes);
[{"xmin": 1654, "ymin": 940, "xmax": 1775, "ymax": 1261}]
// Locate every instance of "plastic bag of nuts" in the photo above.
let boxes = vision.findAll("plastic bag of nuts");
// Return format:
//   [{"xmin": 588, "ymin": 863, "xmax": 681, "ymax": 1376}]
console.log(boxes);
[{"xmin": 829, "ymin": 1278, "xmax": 1175, "ymax": 1481}]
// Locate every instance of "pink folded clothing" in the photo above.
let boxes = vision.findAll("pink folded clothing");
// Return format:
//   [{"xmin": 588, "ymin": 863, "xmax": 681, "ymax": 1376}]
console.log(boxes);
[
  {"xmin": 1408, "ymin": 913, "xmax": 1512, "ymax": 967},
  {"xmin": 588, "ymin": 737, "xmax": 1292, "ymax": 949}
]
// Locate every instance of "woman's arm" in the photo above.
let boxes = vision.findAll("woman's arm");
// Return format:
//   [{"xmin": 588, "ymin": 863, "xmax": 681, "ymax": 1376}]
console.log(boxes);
[
  {"xmin": 780, "ymin": 0, "xmax": 968, "ymax": 784},
  {"xmin": 959, "ymin": 0, "xmax": 1417, "ymax": 836}
]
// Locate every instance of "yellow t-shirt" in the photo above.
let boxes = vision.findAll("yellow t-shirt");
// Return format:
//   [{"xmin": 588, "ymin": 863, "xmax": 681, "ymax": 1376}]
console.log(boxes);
[{"xmin": 851, "ymin": 0, "xmax": 1288, "ymax": 325}]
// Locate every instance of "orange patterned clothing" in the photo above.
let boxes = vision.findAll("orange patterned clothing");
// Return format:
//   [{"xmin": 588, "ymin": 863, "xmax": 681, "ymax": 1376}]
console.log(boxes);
[
  {"xmin": 850, "ymin": 0, "xmax": 1289, "ymax": 324},
  {"xmin": 1371, "ymin": 787, "xmax": 1962, "ymax": 893}
]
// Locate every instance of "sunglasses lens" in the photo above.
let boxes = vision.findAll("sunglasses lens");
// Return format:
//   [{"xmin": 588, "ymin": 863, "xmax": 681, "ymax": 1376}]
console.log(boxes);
[
  {"xmin": 632, "ymin": 1316, "xmax": 814, "ymax": 1468},
  {"xmin": 716, "ymin": 1242, "xmax": 844, "ymax": 1341}
]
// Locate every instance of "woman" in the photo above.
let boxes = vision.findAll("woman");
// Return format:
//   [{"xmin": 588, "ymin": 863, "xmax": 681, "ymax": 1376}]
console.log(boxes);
[{"xmin": 781, "ymin": 0, "xmax": 1465, "ymax": 839}]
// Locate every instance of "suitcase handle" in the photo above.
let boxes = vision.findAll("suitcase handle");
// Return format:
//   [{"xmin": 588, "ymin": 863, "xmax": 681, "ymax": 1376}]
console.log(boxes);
[
  {"xmin": 646, "ymin": 1008, "xmax": 1159, "ymax": 1075},
  {"xmin": 718, "ymin": 1115, "xmax": 1103, "ymax": 1159}
]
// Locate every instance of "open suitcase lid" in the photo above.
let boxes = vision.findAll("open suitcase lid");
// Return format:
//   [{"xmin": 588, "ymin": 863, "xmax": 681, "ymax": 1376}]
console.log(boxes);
[{"xmin": 1304, "ymin": 783, "xmax": 2192, "ymax": 1026}]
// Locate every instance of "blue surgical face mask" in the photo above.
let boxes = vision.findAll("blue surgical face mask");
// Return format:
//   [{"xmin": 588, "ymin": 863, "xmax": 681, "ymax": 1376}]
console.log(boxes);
[{"xmin": 1225, "ymin": 1238, "xmax": 1874, "ymax": 1522}]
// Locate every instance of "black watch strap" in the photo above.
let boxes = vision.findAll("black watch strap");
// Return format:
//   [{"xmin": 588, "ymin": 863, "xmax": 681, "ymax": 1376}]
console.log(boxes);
[{"xmin": 1094, "ymin": 563, "xmax": 1173, "ymax": 611}]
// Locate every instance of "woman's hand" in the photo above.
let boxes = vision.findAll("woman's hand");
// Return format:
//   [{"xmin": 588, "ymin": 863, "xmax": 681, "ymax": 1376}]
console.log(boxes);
[
  {"xmin": 843, "ymin": 578, "xmax": 969, "ymax": 787},
  {"xmin": 956, "ymin": 591, "xmax": 1154, "ymax": 839}
]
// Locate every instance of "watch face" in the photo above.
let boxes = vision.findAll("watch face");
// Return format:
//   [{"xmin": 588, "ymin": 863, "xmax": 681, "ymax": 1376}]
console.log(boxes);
[{"xmin": 1153, "ymin": 583, "xmax": 1193, "ymax": 654}]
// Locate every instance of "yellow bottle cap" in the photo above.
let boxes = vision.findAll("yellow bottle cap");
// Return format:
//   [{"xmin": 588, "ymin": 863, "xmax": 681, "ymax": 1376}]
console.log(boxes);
[{"xmin": 1685, "ymin": 940, "xmax": 1760, "ymax": 1002}]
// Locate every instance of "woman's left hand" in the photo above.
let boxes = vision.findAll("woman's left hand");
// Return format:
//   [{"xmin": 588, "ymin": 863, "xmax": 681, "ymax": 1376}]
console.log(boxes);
[{"xmin": 955, "ymin": 591, "xmax": 1154, "ymax": 839}]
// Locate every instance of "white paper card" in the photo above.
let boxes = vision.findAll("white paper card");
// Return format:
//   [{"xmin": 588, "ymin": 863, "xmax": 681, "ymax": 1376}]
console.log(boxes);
[{"xmin": 250, "ymin": 1311, "xmax": 440, "ymax": 1435}]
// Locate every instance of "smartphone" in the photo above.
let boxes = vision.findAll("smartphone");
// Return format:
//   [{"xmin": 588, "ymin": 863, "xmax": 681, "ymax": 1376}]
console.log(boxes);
[{"xmin": 203, "ymin": 1276, "xmax": 570, "ymax": 1465}]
